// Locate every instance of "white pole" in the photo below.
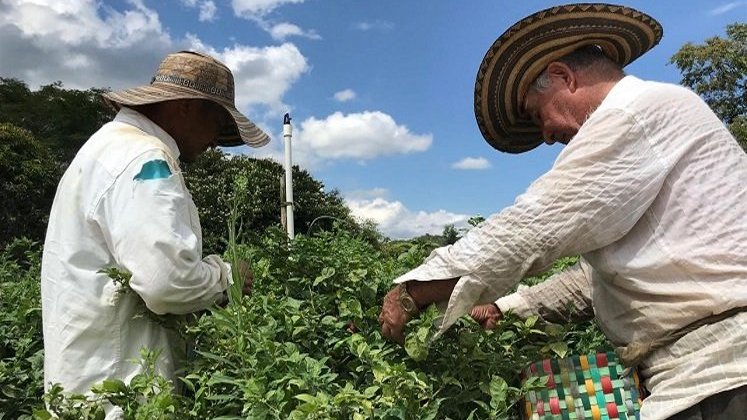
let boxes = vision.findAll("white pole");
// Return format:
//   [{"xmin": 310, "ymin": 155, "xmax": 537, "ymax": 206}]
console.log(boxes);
[{"xmin": 283, "ymin": 113, "xmax": 295, "ymax": 239}]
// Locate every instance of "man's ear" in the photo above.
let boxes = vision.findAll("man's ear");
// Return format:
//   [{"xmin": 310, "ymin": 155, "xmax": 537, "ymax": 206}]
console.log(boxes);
[{"xmin": 547, "ymin": 62, "xmax": 577, "ymax": 93}]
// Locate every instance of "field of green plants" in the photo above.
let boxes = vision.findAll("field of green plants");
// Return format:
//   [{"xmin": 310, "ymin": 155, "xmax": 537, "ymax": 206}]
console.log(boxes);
[{"xmin": 0, "ymin": 219, "xmax": 610, "ymax": 419}]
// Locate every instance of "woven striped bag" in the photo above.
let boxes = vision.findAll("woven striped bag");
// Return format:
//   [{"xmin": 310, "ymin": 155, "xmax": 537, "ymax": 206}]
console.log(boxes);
[{"xmin": 521, "ymin": 352, "xmax": 644, "ymax": 420}]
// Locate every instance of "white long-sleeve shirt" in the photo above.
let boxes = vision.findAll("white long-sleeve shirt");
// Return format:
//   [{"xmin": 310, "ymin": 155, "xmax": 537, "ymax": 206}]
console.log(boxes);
[
  {"xmin": 41, "ymin": 108, "xmax": 231, "ymax": 401},
  {"xmin": 394, "ymin": 76, "xmax": 747, "ymax": 419}
]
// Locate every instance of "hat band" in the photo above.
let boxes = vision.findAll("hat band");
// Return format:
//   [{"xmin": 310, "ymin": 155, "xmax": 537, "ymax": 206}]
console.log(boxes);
[{"xmin": 151, "ymin": 74, "xmax": 233, "ymax": 101}]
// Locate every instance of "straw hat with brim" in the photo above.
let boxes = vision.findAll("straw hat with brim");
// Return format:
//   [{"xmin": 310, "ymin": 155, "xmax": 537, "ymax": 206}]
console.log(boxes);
[
  {"xmin": 474, "ymin": 3, "xmax": 663, "ymax": 154},
  {"xmin": 103, "ymin": 50, "xmax": 270, "ymax": 148}
]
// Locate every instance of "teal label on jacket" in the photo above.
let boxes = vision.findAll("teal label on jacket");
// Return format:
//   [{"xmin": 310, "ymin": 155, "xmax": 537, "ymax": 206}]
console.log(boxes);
[{"xmin": 134, "ymin": 159, "xmax": 172, "ymax": 181}]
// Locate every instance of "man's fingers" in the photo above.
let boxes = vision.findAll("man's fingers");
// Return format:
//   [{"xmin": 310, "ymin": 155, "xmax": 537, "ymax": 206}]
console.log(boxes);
[
  {"xmin": 236, "ymin": 260, "xmax": 254, "ymax": 297},
  {"xmin": 391, "ymin": 323, "xmax": 403, "ymax": 341},
  {"xmin": 379, "ymin": 286, "xmax": 412, "ymax": 345},
  {"xmin": 388, "ymin": 323, "xmax": 404, "ymax": 345},
  {"xmin": 381, "ymin": 321, "xmax": 397, "ymax": 342},
  {"xmin": 379, "ymin": 313, "xmax": 403, "ymax": 344},
  {"xmin": 469, "ymin": 308, "xmax": 480, "ymax": 320},
  {"xmin": 381, "ymin": 320, "xmax": 405, "ymax": 345},
  {"xmin": 470, "ymin": 304, "xmax": 501, "ymax": 330},
  {"xmin": 470, "ymin": 305, "xmax": 489, "ymax": 322}
]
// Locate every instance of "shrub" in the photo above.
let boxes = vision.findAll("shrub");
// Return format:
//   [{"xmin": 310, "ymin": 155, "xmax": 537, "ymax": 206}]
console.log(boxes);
[
  {"xmin": 0, "ymin": 124, "xmax": 63, "ymax": 247},
  {"xmin": 0, "ymin": 238, "xmax": 45, "ymax": 419},
  {"xmin": 184, "ymin": 150, "xmax": 377, "ymax": 255}
]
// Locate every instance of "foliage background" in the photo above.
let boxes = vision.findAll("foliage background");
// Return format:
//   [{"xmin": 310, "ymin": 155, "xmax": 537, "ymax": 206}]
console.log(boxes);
[
  {"xmin": 183, "ymin": 150, "xmax": 371, "ymax": 255},
  {"xmin": 670, "ymin": 23, "xmax": 747, "ymax": 149},
  {"xmin": 1, "ymin": 227, "xmax": 607, "ymax": 419}
]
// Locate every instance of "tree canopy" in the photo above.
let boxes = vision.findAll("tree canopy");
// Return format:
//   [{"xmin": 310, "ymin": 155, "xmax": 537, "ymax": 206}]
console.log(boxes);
[
  {"xmin": 0, "ymin": 78, "xmax": 115, "ymax": 162},
  {"xmin": 0, "ymin": 124, "xmax": 63, "ymax": 248},
  {"xmin": 670, "ymin": 23, "xmax": 747, "ymax": 150},
  {"xmin": 0, "ymin": 78, "xmax": 370, "ymax": 249},
  {"xmin": 183, "ymin": 149, "xmax": 373, "ymax": 255}
]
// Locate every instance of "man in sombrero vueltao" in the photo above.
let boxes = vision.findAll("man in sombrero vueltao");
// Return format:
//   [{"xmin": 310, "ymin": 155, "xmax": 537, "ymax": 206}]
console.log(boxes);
[
  {"xmin": 379, "ymin": 4, "xmax": 747, "ymax": 419},
  {"xmin": 41, "ymin": 51, "xmax": 267, "ymax": 418}
]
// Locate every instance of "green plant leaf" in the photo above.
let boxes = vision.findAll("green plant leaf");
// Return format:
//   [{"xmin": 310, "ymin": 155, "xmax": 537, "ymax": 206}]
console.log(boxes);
[{"xmin": 548, "ymin": 341, "xmax": 569, "ymax": 358}]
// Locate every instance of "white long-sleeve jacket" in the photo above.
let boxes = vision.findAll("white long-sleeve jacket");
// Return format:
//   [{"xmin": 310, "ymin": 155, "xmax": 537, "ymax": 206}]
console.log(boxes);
[
  {"xmin": 41, "ymin": 108, "xmax": 231, "ymax": 401},
  {"xmin": 394, "ymin": 76, "xmax": 747, "ymax": 419}
]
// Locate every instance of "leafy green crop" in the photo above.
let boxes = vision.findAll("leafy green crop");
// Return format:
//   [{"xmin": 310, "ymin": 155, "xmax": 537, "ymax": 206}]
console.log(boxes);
[
  {"xmin": 1, "ymin": 225, "xmax": 609, "ymax": 419},
  {"xmin": 0, "ymin": 238, "xmax": 45, "ymax": 419}
]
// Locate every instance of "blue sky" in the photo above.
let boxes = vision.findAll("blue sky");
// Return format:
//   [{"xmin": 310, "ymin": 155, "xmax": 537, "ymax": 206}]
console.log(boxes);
[{"xmin": 1, "ymin": 0, "xmax": 744, "ymax": 238}]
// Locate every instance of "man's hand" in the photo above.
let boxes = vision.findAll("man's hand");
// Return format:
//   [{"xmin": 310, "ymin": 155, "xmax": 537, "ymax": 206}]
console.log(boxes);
[
  {"xmin": 470, "ymin": 303, "xmax": 502, "ymax": 330},
  {"xmin": 237, "ymin": 260, "xmax": 253, "ymax": 296},
  {"xmin": 378, "ymin": 284, "xmax": 412, "ymax": 345},
  {"xmin": 379, "ymin": 278, "xmax": 459, "ymax": 345},
  {"xmin": 219, "ymin": 260, "xmax": 254, "ymax": 307}
]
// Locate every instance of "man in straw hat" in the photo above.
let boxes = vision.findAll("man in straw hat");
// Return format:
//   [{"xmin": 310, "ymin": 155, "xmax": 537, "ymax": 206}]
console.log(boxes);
[
  {"xmin": 41, "ymin": 51, "xmax": 268, "ymax": 415},
  {"xmin": 379, "ymin": 4, "xmax": 747, "ymax": 418}
]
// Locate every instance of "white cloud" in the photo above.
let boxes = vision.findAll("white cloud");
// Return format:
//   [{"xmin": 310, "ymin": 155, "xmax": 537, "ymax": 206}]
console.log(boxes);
[
  {"xmin": 199, "ymin": 1, "xmax": 218, "ymax": 22},
  {"xmin": 230, "ymin": 0, "xmax": 317, "ymax": 43},
  {"xmin": 269, "ymin": 22, "xmax": 321, "ymax": 40},
  {"xmin": 345, "ymin": 192, "xmax": 469, "ymax": 239},
  {"xmin": 0, "ymin": 0, "xmax": 167, "ymax": 48},
  {"xmin": 354, "ymin": 20, "xmax": 394, "ymax": 32},
  {"xmin": 0, "ymin": 0, "xmax": 309, "ymax": 133},
  {"xmin": 346, "ymin": 188, "xmax": 392, "ymax": 201},
  {"xmin": 451, "ymin": 157, "xmax": 491, "ymax": 170},
  {"xmin": 290, "ymin": 111, "xmax": 431, "ymax": 167},
  {"xmin": 708, "ymin": 1, "xmax": 747, "ymax": 15},
  {"xmin": 185, "ymin": 36, "xmax": 309, "ymax": 117},
  {"xmin": 231, "ymin": 0, "xmax": 305, "ymax": 17},
  {"xmin": 0, "ymin": 0, "xmax": 173, "ymax": 90},
  {"xmin": 333, "ymin": 89, "xmax": 356, "ymax": 102},
  {"xmin": 181, "ymin": 0, "xmax": 217, "ymax": 21},
  {"xmin": 242, "ymin": 111, "xmax": 431, "ymax": 169}
]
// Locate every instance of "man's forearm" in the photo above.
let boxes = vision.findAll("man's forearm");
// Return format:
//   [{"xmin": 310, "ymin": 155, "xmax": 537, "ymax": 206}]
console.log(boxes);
[{"xmin": 406, "ymin": 278, "xmax": 459, "ymax": 309}]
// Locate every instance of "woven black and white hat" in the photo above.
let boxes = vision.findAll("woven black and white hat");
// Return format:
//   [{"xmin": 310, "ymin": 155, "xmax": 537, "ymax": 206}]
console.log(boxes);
[{"xmin": 474, "ymin": 3, "xmax": 663, "ymax": 153}]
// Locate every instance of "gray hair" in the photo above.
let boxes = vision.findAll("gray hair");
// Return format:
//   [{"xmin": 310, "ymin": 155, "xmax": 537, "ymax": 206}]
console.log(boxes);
[
  {"xmin": 529, "ymin": 44, "xmax": 624, "ymax": 93},
  {"xmin": 531, "ymin": 71, "xmax": 553, "ymax": 93}
]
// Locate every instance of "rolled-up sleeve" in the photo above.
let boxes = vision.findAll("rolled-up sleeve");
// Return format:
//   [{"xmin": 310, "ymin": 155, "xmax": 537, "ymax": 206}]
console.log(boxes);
[
  {"xmin": 94, "ymin": 150, "xmax": 230, "ymax": 315},
  {"xmin": 394, "ymin": 109, "xmax": 669, "ymax": 334}
]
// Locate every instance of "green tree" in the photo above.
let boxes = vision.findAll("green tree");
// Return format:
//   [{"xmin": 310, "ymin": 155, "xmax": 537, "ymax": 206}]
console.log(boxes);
[
  {"xmin": 0, "ymin": 79, "xmax": 113, "ymax": 246},
  {"xmin": 0, "ymin": 78, "xmax": 379, "ymax": 252},
  {"xmin": 0, "ymin": 78, "xmax": 114, "ymax": 162},
  {"xmin": 467, "ymin": 215, "xmax": 486, "ymax": 227},
  {"xmin": 441, "ymin": 224, "xmax": 460, "ymax": 245},
  {"xmin": 0, "ymin": 124, "xmax": 63, "ymax": 247},
  {"xmin": 184, "ymin": 150, "xmax": 370, "ymax": 254},
  {"xmin": 670, "ymin": 23, "xmax": 747, "ymax": 149}
]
